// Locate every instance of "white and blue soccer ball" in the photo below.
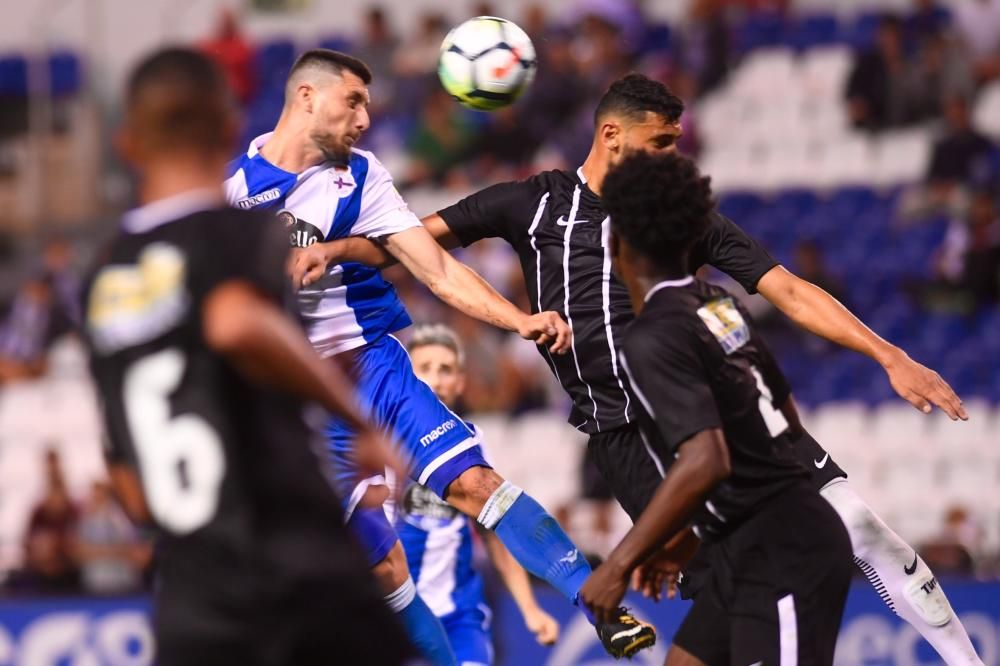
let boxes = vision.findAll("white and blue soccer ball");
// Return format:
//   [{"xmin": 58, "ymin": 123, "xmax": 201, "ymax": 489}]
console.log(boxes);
[{"xmin": 437, "ymin": 16, "xmax": 537, "ymax": 111}]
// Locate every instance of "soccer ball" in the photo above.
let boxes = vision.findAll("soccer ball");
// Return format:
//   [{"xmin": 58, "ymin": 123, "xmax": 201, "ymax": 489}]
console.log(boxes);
[{"xmin": 438, "ymin": 16, "xmax": 537, "ymax": 111}]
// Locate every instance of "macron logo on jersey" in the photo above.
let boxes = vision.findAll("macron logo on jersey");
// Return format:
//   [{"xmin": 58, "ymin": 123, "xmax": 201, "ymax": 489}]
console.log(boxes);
[
  {"xmin": 420, "ymin": 419, "xmax": 458, "ymax": 447},
  {"xmin": 234, "ymin": 187, "xmax": 281, "ymax": 209}
]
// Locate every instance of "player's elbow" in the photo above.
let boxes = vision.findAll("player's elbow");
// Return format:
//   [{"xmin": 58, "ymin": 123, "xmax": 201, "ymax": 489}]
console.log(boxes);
[
  {"xmin": 202, "ymin": 283, "xmax": 261, "ymax": 356},
  {"xmin": 699, "ymin": 431, "xmax": 732, "ymax": 485}
]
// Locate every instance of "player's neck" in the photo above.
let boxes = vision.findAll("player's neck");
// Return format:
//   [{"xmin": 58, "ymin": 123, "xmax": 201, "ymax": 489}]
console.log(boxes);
[
  {"xmin": 138, "ymin": 158, "xmax": 225, "ymax": 208},
  {"xmin": 579, "ymin": 149, "xmax": 607, "ymax": 196},
  {"xmin": 260, "ymin": 116, "xmax": 326, "ymax": 173}
]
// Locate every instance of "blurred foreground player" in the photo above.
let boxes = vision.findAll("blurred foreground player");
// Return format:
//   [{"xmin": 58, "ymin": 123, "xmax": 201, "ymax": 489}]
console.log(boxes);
[
  {"xmin": 319, "ymin": 73, "xmax": 983, "ymax": 665},
  {"xmin": 398, "ymin": 324, "xmax": 560, "ymax": 665},
  {"xmin": 84, "ymin": 48, "xmax": 414, "ymax": 666},
  {"xmin": 580, "ymin": 151, "xmax": 853, "ymax": 665}
]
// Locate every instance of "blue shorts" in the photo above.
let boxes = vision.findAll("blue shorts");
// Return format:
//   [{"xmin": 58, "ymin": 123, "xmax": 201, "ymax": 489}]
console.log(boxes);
[
  {"xmin": 443, "ymin": 605, "xmax": 493, "ymax": 666},
  {"xmin": 328, "ymin": 334, "xmax": 491, "ymax": 514},
  {"xmin": 348, "ymin": 506, "xmax": 398, "ymax": 567}
]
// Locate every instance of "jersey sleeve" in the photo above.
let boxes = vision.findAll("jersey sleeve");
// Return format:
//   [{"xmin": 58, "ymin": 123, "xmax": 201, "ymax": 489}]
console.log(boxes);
[
  {"xmin": 734, "ymin": 299, "xmax": 792, "ymax": 407},
  {"xmin": 437, "ymin": 180, "xmax": 535, "ymax": 246},
  {"xmin": 349, "ymin": 155, "xmax": 422, "ymax": 239},
  {"xmin": 689, "ymin": 212, "xmax": 779, "ymax": 294},
  {"xmin": 620, "ymin": 321, "xmax": 722, "ymax": 453},
  {"xmin": 201, "ymin": 211, "xmax": 290, "ymax": 303}
]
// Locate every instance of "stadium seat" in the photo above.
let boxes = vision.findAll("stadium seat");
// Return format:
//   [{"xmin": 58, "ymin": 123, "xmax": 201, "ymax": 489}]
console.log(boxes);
[
  {"xmin": 973, "ymin": 81, "xmax": 1000, "ymax": 139},
  {"xmin": 839, "ymin": 11, "xmax": 883, "ymax": 50},
  {"xmin": 48, "ymin": 51, "xmax": 81, "ymax": 97},
  {"xmin": 639, "ymin": 23, "xmax": 672, "ymax": 55},
  {"xmin": 788, "ymin": 13, "xmax": 841, "ymax": 51},
  {"xmin": 735, "ymin": 10, "xmax": 788, "ymax": 53},
  {"xmin": 0, "ymin": 55, "xmax": 28, "ymax": 96}
]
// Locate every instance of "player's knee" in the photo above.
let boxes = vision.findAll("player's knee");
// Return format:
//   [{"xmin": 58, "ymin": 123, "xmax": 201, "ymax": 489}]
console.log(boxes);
[
  {"xmin": 372, "ymin": 541, "xmax": 410, "ymax": 593},
  {"xmin": 445, "ymin": 466, "xmax": 503, "ymax": 514}
]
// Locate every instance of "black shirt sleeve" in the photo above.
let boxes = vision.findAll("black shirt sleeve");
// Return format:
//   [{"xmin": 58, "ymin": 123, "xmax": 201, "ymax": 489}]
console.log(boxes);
[
  {"xmin": 199, "ymin": 211, "xmax": 291, "ymax": 304},
  {"xmin": 689, "ymin": 212, "xmax": 778, "ymax": 294},
  {"xmin": 437, "ymin": 180, "xmax": 536, "ymax": 247},
  {"xmin": 621, "ymin": 320, "xmax": 722, "ymax": 452}
]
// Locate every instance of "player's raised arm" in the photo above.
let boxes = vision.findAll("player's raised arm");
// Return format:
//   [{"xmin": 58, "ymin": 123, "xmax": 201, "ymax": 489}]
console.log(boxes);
[
  {"xmin": 694, "ymin": 212, "xmax": 967, "ymax": 421},
  {"xmin": 379, "ymin": 225, "xmax": 571, "ymax": 354},
  {"xmin": 290, "ymin": 213, "xmax": 458, "ymax": 284},
  {"xmin": 754, "ymin": 265, "xmax": 966, "ymax": 420}
]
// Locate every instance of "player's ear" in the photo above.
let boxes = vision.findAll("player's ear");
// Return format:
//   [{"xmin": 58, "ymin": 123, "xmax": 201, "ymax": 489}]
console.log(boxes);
[
  {"xmin": 601, "ymin": 120, "xmax": 621, "ymax": 153},
  {"xmin": 298, "ymin": 82, "xmax": 315, "ymax": 113}
]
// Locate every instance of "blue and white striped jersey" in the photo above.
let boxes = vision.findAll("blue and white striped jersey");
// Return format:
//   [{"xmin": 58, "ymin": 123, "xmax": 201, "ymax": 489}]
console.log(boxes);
[{"xmin": 224, "ymin": 133, "xmax": 421, "ymax": 357}]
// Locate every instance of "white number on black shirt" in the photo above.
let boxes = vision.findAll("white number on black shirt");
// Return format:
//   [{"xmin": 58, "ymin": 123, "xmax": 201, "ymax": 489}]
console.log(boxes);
[
  {"xmin": 750, "ymin": 365, "xmax": 789, "ymax": 437},
  {"xmin": 124, "ymin": 348, "xmax": 225, "ymax": 534}
]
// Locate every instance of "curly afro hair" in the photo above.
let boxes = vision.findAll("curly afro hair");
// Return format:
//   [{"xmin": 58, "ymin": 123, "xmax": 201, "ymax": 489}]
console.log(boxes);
[
  {"xmin": 602, "ymin": 151, "xmax": 714, "ymax": 269},
  {"xmin": 594, "ymin": 73, "xmax": 684, "ymax": 128}
]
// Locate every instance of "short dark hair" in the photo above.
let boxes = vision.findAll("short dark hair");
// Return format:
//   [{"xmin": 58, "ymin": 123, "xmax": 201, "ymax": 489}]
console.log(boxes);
[
  {"xmin": 289, "ymin": 48, "xmax": 373, "ymax": 86},
  {"xmin": 594, "ymin": 73, "xmax": 684, "ymax": 128},
  {"xmin": 125, "ymin": 47, "xmax": 233, "ymax": 154},
  {"xmin": 603, "ymin": 151, "xmax": 714, "ymax": 269}
]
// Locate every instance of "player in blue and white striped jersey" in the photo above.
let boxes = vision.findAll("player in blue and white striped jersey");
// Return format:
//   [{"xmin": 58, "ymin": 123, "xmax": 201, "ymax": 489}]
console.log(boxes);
[
  {"xmin": 224, "ymin": 49, "xmax": 654, "ymax": 662},
  {"xmin": 399, "ymin": 324, "xmax": 560, "ymax": 666}
]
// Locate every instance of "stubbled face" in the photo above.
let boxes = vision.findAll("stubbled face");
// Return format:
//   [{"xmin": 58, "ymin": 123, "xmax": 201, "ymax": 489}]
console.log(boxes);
[
  {"xmin": 613, "ymin": 111, "xmax": 683, "ymax": 166},
  {"xmin": 308, "ymin": 70, "xmax": 371, "ymax": 164},
  {"xmin": 410, "ymin": 344, "xmax": 465, "ymax": 409}
]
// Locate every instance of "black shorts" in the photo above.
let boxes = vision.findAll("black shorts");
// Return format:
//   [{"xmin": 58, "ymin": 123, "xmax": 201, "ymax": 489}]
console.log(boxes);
[
  {"xmin": 673, "ymin": 483, "xmax": 853, "ymax": 666},
  {"xmin": 581, "ymin": 441, "xmax": 615, "ymax": 500},
  {"xmin": 156, "ymin": 575, "xmax": 415, "ymax": 666},
  {"xmin": 586, "ymin": 422, "xmax": 667, "ymax": 521},
  {"xmin": 790, "ymin": 429, "xmax": 847, "ymax": 491}
]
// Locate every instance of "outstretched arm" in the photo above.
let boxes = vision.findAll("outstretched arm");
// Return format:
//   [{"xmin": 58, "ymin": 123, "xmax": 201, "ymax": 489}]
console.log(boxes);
[
  {"xmin": 481, "ymin": 529, "xmax": 560, "ymax": 645},
  {"xmin": 756, "ymin": 266, "xmax": 967, "ymax": 420},
  {"xmin": 290, "ymin": 214, "xmax": 460, "ymax": 286},
  {"xmin": 378, "ymin": 225, "xmax": 571, "ymax": 354}
]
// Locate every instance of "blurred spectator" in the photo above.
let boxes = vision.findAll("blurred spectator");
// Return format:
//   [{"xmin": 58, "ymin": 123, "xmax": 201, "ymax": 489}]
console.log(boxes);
[
  {"xmin": 907, "ymin": 0, "xmax": 952, "ymax": 45},
  {"xmin": 392, "ymin": 12, "xmax": 448, "ymax": 111},
  {"xmin": 403, "ymin": 87, "xmax": 476, "ymax": 187},
  {"xmin": 920, "ymin": 505, "xmax": 982, "ymax": 576},
  {"xmin": 673, "ymin": 0, "xmax": 732, "ymax": 99},
  {"xmin": 352, "ymin": 6, "xmax": 400, "ymax": 117},
  {"xmin": 75, "ymin": 481, "xmax": 151, "ymax": 595},
  {"xmin": 933, "ymin": 188, "xmax": 1000, "ymax": 306},
  {"xmin": 952, "ymin": 0, "xmax": 1000, "ymax": 83},
  {"xmin": 0, "ymin": 278, "xmax": 53, "ymax": 382},
  {"xmin": 794, "ymin": 240, "xmax": 846, "ymax": 305},
  {"xmin": 200, "ymin": 8, "xmax": 257, "ymax": 104},
  {"xmin": 573, "ymin": 13, "xmax": 631, "ymax": 95},
  {"xmin": 6, "ymin": 449, "xmax": 79, "ymax": 594},
  {"xmin": 845, "ymin": 15, "xmax": 932, "ymax": 130}
]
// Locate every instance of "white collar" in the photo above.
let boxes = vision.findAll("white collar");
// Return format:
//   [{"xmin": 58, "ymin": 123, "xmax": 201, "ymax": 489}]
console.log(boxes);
[
  {"xmin": 644, "ymin": 276, "xmax": 695, "ymax": 302},
  {"xmin": 576, "ymin": 166, "xmax": 587, "ymax": 184},
  {"xmin": 247, "ymin": 132, "xmax": 274, "ymax": 158},
  {"xmin": 122, "ymin": 188, "xmax": 222, "ymax": 234}
]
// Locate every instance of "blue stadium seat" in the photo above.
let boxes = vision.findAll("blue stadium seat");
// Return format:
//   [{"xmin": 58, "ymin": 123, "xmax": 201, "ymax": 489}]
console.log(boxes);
[
  {"xmin": 717, "ymin": 191, "xmax": 762, "ymax": 222},
  {"xmin": 788, "ymin": 13, "xmax": 840, "ymax": 51},
  {"xmin": 48, "ymin": 51, "xmax": 81, "ymax": 97},
  {"xmin": 256, "ymin": 39, "xmax": 297, "ymax": 87},
  {"xmin": 640, "ymin": 23, "xmax": 672, "ymax": 55},
  {"xmin": 318, "ymin": 35, "xmax": 353, "ymax": 53},
  {"xmin": 735, "ymin": 10, "xmax": 788, "ymax": 53},
  {"xmin": 840, "ymin": 12, "xmax": 883, "ymax": 51},
  {"xmin": 0, "ymin": 55, "xmax": 28, "ymax": 96}
]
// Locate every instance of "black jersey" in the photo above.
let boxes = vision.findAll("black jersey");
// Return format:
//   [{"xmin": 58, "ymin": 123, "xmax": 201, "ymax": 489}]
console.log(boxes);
[
  {"xmin": 438, "ymin": 168, "xmax": 778, "ymax": 434},
  {"xmin": 619, "ymin": 277, "xmax": 807, "ymax": 542},
  {"xmin": 84, "ymin": 202, "xmax": 361, "ymax": 603}
]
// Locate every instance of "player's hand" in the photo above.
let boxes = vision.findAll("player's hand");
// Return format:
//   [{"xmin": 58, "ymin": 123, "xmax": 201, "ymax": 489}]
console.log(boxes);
[
  {"xmin": 578, "ymin": 559, "xmax": 629, "ymax": 625},
  {"xmin": 523, "ymin": 606, "xmax": 560, "ymax": 646},
  {"xmin": 287, "ymin": 242, "xmax": 335, "ymax": 290},
  {"xmin": 631, "ymin": 529, "xmax": 699, "ymax": 602},
  {"xmin": 518, "ymin": 311, "xmax": 572, "ymax": 354},
  {"xmin": 882, "ymin": 348, "xmax": 967, "ymax": 420}
]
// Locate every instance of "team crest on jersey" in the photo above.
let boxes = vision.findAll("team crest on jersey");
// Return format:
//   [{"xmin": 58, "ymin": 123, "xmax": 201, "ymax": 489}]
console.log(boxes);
[
  {"xmin": 87, "ymin": 243, "xmax": 189, "ymax": 354},
  {"xmin": 329, "ymin": 168, "xmax": 357, "ymax": 198},
  {"xmin": 278, "ymin": 209, "xmax": 324, "ymax": 248},
  {"xmin": 697, "ymin": 297, "xmax": 750, "ymax": 355}
]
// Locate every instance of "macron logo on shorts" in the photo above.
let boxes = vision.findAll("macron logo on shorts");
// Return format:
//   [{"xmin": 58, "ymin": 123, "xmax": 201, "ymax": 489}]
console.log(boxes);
[{"xmin": 420, "ymin": 419, "xmax": 458, "ymax": 447}]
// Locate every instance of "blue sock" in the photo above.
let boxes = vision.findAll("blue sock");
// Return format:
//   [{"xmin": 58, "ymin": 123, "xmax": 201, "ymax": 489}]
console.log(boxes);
[
  {"xmin": 485, "ymin": 483, "xmax": 594, "ymax": 622},
  {"xmin": 386, "ymin": 577, "xmax": 457, "ymax": 666}
]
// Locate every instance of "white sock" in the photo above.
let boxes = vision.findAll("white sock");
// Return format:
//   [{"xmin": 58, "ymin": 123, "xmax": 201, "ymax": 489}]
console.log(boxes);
[
  {"xmin": 384, "ymin": 575, "xmax": 417, "ymax": 613},
  {"xmin": 821, "ymin": 480, "xmax": 985, "ymax": 665}
]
